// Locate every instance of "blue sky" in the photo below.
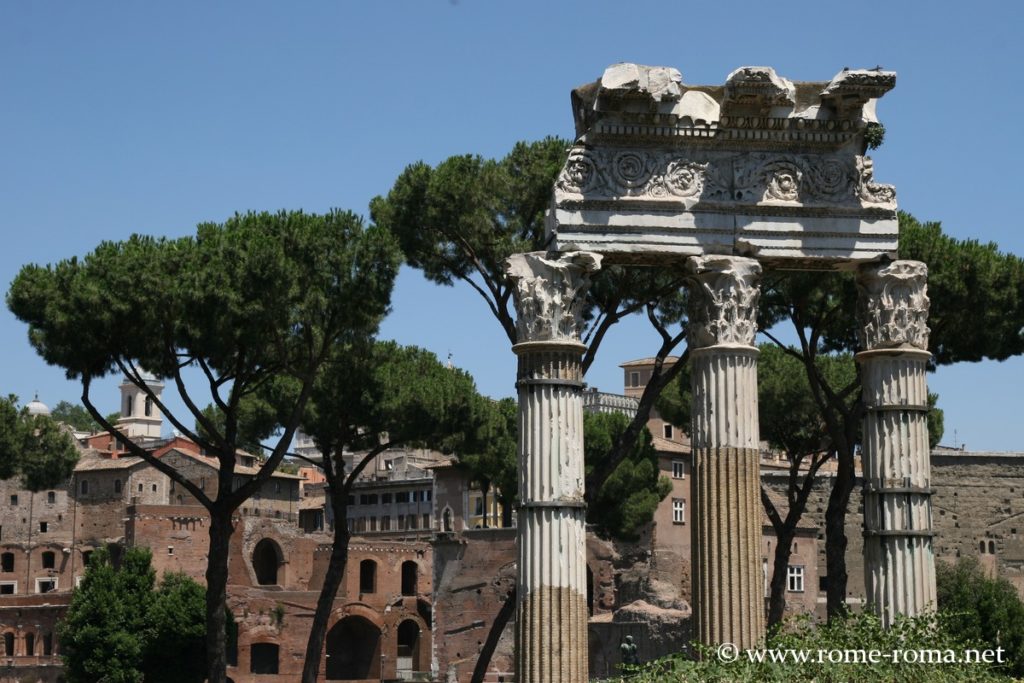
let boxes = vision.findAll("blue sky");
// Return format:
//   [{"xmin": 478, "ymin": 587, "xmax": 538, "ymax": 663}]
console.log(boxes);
[{"xmin": 2, "ymin": 1, "xmax": 1021, "ymax": 451}]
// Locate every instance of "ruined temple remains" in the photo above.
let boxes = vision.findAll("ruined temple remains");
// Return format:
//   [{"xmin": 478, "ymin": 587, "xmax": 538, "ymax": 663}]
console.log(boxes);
[{"xmin": 506, "ymin": 62, "xmax": 934, "ymax": 680}]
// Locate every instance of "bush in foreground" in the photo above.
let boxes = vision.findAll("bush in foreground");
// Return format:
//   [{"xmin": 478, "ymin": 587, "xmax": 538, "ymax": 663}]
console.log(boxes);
[{"xmin": 602, "ymin": 610, "xmax": 1010, "ymax": 682}]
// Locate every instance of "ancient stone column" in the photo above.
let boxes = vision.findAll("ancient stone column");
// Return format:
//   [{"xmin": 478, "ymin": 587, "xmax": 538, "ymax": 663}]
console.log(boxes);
[
  {"xmin": 686, "ymin": 255, "xmax": 765, "ymax": 649},
  {"xmin": 505, "ymin": 251, "xmax": 601, "ymax": 683},
  {"xmin": 857, "ymin": 260, "xmax": 936, "ymax": 626}
]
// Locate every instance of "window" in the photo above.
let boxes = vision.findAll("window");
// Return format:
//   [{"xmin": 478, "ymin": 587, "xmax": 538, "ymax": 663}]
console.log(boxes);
[
  {"xmin": 396, "ymin": 491, "xmax": 410, "ymax": 503},
  {"xmin": 384, "ymin": 459, "xmax": 394, "ymax": 470},
  {"xmin": 425, "ymin": 489, "xmax": 432, "ymax": 502},
  {"xmin": 787, "ymin": 565, "xmax": 804, "ymax": 593},
  {"xmin": 369, "ymin": 517, "xmax": 378, "ymax": 532},
  {"xmin": 168, "ymin": 546, "xmax": 174, "ymax": 556},
  {"xmin": 630, "ymin": 371, "xmax": 640, "ymax": 388},
  {"xmin": 402, "ymin": 560, "xmax": 418, "ymax": 596},
  {"xmin": 672, "ymin": 460, "xmax": 685, "ymax": 479},
  {"xmin": 672, "ymin": 499, "xmax": 685, "ymax": 524},
  {"xmin": 422, "ymin": 513, "xmax": 430, "ymax": 529},
  {"xmin": 25, "ymin": 632, "xmax": 34, "ymax": 656},
  {"xmin": 359, "ymin": 560, "xmax": 377, "ymax": 593},
  {"xmin": 144, "ymin": 396, "xmax": 153, "ymax": 417},
  {"xmin": 47, "ymin": 491, "xmax": 55, "ymax": 504},
  {"xmin": 82, "ymin": 551, "xmax": 93, "ymax": 567},
  {"xmin": 42, "ymin": 551, "xmax": 55, "ymax": 569},
  {"xmin": 663, "ymin": 424, "xmax": 674, "ymax": 439},
  {"xmin": 0, "ymin": 582, "xmax": 15, "ymax": 595},
  {"xmin": 250, "ymin": 643, "xmax": 279, "ymax": 675},
  {"xmin": 200, "ymin": 477, "xmax": 206, "ymax": 491},
  {"xmin": 474, "ymin": 498, "xmax": 484, "ymax": 516},
  {"xmin": 125, "ymin": 395, "xmax": 133, "ymax": 416},
  {"xmin": 114, "ymin": 479, "xmax": 122, "ymax": 494},
  {"xmin": 138, "ymin": 483, "xmax": 144, "ymax": 493},
  {"xmin": 39, "ymin": 521, "xmax": 48, "ymax": 533},
  {"xmin": 381, "ymin": 516, "xmax": 390, "ymax": 531},
  {"xmin": 762, "ymin": 558, "xmax": 769, "ymax": 597},
  {"xmin": 36, "ymin": 578, "xmax": 57, "ymax": 594},
  {"xmin": 42, "ymin": 633, "xmax": 52, "ymax": 656},
  {"xmin": 381, "ymin": 493, "xmax": 392, "ymax": 504},
  {"xmin": 3, "ymin": 632, "xmax": 12, "ymax": 656},
  {"xmin": 10, "ymin": 494, "xmax": 17, "ymax": 506},
  {"xmin": 347, "ymin": 495, "xmax": 356, "ymax": 506},
  {"xmin": 80, "ymin": 480, "xmax": 88, "ymax": 495},
  {"xmin": 408, "ymin": 515, "xmax": 418, "ymax": 529},
  {"xmin": 274, "ymin": 481, "xmax": 281, "ymax": 494},
  {"xmin": 151, "ymin": 483, "xmax": 157, "ymax": 492},
  {"xmin": 398, "ymin": 514, "xmax": 406, "ymax": 529}
]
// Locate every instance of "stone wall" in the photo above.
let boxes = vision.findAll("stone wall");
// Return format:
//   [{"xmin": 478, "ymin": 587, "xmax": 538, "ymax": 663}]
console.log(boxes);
[{"xmin": 931, "ymin": 452, "xmax": 1024, "ymax": 593}]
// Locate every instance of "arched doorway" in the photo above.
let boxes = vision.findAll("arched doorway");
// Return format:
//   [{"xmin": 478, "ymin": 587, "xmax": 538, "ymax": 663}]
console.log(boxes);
[
  {"xmin": 401, "ymin": 560, "xmax": 417, "ymax": 596},
  {"xmin": 396, "ymin": 620, "xmax": 422, "ymax": 677},
  {"xmin": 252, "ymin": 539, "xmax": 281, "ymax": 586},
  {"xmin": 326, "ymin": 616, "xmax": 380, "ymax": 680}
]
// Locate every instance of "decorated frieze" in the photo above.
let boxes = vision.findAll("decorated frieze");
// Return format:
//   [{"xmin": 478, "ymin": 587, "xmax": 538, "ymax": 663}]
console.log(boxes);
[{"xmin": 555, "ymin": 147, "xmax": 894, "ymax": 210}]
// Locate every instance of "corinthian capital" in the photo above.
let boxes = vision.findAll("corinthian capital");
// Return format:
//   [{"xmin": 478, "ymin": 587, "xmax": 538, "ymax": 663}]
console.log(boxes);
[
  {"xmin": 504, "ymin": 251, "xmax": 603, "ymax": 343},
  {"xmin": 857, "ymin": 260, "xmax": 930, "ymax": 351},
  {"xmin": 686, "ymin": 256, "xmax": 761, "ymax": 348}
]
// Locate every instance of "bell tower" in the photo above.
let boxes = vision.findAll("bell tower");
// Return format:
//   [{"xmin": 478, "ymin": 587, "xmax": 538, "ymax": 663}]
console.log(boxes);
[{"xmin": 116, "ymin": 372, "xmax": 164, "ymax": 439}]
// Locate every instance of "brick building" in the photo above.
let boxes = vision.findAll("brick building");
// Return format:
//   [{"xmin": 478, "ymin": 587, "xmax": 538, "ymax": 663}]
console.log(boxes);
[{"xmin": 3, "ymin": 370, "xmax": 1024, "ymax": 681}]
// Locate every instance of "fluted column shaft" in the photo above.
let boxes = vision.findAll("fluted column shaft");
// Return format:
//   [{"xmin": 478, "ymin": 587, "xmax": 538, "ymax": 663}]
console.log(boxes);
[
  {"xmin": 686, "ymin": 256, "xmax": 765, "ymax": 649},
  {"xmin": 505, "ymin": 251, "xmax": 601, "ymax": 683},
  {"xmin": 857, "ymin": 260, "xmax": 936, "ymax": 626}
]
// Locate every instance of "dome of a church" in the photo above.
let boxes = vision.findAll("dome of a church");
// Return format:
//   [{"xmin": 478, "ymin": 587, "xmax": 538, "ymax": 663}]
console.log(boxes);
[{"xmin": 25, "ymin": 394, "xmax": 50, "ymax": 416}]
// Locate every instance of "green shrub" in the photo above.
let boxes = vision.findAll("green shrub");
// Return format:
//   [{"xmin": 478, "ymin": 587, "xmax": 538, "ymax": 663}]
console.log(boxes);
[
  {"xmin": 602, "ymin": 610, "xmax": 1010, "ymax": 682},
  {"xmin": 937, "ymin": 557, "xmax": 1024, "ymax": 677}
]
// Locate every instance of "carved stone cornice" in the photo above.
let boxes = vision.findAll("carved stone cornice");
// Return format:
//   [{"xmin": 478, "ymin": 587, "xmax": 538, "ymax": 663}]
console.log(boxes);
[
  {"xmin": 723, "ymin": 66, "xmax": 795, "ymax": 114},
  {"xmin": 504, "ymin": 252, "xmax": 602, "ymax": 344},
  {"xmin": 857, "ymin": 260, "xmax": 930, "ymax": 351},
  {"xmin": 686, "ymin": 256, "xmax": 762, "ymax": 349}
]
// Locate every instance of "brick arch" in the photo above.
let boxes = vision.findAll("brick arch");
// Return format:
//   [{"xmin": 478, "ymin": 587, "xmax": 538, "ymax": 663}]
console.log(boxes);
[
  {"xmin": 401, "ymin": 559, "xmax": 421, "ymax": 596},
  {"xmin": 329, "ymin": 603, "xmax": 385, "ymax": 632},
  {"xmin": 23, "ymin": 630, "xmax": 37, "ymax": 656},
  {"xmin": 251, "ymin": 537, "xmax": 284, "ymax": 586}
]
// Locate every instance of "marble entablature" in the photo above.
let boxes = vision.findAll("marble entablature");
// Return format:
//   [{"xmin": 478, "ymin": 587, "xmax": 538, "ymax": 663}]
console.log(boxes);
[{"xmin": 549, "ymin": 63, "xmax": 898, "ymax": 267}]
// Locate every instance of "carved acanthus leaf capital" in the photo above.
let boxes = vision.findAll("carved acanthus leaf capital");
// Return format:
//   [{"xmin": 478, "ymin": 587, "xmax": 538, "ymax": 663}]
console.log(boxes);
[
  {"xmin": 686, "ymin": 256, "xmax": 762, "ymax": 348},
  {"xmin": 857, "ymin": 260, "xmax": 929, "ymax": 351},
  {"xmin": 504, "ymin": 251, "xmax": 603, "ymax": 343}
]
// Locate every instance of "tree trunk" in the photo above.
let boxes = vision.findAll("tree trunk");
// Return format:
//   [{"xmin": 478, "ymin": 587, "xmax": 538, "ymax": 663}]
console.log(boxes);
[
  {"xmin": 471, "ymin": 587, "xmax": 516, "ymax": 683},
  {"xmin": 301, "ymin": 503, "xmax": 351, "ymax": 683},
  {"xmin": 500, "ymin": 497, "xmax": 513, "ymax": 528},
  {"xmin": 480, "ymin": 481, "xmax": 490, "ymax": 529},
  {"xmin": 824, "ymin": 453, "xmax": 855, "ymax": 620},
  {"xmin": 205, "ymin": 508, "xmax": 233, "ymax": 683},
  {"xmin": 767, "ymin": 526, "xmax": 797, "ymax": 629}
]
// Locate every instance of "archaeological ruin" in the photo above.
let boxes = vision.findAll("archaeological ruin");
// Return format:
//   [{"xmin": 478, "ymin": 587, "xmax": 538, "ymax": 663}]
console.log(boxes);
[{"xmin": 505, "ymin": 62, "xmax": 934, "ymax": 682}]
